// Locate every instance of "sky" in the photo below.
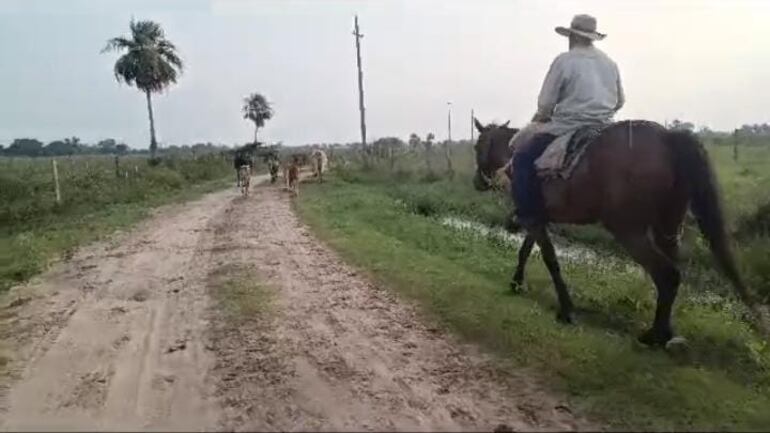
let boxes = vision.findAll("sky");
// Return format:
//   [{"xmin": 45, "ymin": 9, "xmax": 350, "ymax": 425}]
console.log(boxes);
[{"xmin": 1, "ymin": 0, "xmax": 769, "ymax": 148}]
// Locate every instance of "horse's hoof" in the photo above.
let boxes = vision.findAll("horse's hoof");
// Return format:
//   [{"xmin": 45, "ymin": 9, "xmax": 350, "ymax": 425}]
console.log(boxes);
[
  {"xmin": 638, "ymin": 328, "xmax": 673, "ymax": 348},
  {"xmin": 556, "ymin": 310, "xmax": 574, "ymax": 325},
  {"xmin": 510, "ymin": 278, "xmax": 526, "ymax": 294},
  {"xmin": 665, "ymin": 336, "xmax": 689, "ymax": 351}
]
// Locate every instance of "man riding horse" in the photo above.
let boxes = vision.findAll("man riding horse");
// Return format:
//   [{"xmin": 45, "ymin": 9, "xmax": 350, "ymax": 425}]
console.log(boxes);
[
  {"xmin": 472, "ymin": 15, "xmax": 768, "ymax": 346},
  {"xmin": 512, "ymin": 14, "xmax": 624, "ymax": 229}
]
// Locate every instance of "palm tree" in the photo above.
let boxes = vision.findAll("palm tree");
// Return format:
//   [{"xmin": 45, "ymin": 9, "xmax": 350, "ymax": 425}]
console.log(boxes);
[
  {"xmin": 408, "ymin": 133, "xmax": 421, "ymax": 151},
  {"xmin": 242, "ymin": 93, "xmax": 274, "ymax": 144},
  {"xmin": 102, "ymin": 20, "xmax": 183, "ymax": 160}
]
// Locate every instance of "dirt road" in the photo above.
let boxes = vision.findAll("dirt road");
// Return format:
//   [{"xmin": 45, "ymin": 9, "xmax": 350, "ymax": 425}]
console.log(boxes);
[{"xmin": 0, "ymin": 177, "xmax": 591, "ymax": 431}]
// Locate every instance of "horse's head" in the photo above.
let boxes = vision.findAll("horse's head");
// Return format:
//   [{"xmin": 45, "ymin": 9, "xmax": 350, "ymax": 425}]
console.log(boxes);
[{"xmin": 473, "ymin": 118, "xmax": 518, "ymax": 191}]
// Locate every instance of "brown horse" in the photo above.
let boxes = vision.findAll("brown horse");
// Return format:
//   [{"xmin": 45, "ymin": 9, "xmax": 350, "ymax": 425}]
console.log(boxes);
[{"xmin": 473, "ymin": 118, "xmax": 763, "ymax": 346}]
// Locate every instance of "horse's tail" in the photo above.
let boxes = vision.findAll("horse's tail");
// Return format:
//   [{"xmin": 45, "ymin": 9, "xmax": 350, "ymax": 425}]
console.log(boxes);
[{"xmin": 667, "ymin": 130, "xmax": 761, "ymax": 314}]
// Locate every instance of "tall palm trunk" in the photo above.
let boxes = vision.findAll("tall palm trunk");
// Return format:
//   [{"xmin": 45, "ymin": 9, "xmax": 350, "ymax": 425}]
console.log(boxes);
[
  {"xmin": 253, "ymin": 125, "xmax": 258, "ymax": 145},
  {"xmin": 145, "ymin": 90, "xmax": 158, "ymax": 159}
]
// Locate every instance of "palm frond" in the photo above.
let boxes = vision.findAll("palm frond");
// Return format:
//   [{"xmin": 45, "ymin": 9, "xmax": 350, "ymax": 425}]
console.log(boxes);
[
  {"xmin": 113, "ymin": 54, "xmax": 138, "ymax": 86},
  {"xmin": 242, "ymin": 92, "xmax": 274, "ymax": 125},
  {"xmin": 158, "ymin": 47, "xmax": 183, "ymax": 71},
  {"xmin": 101, "ymin": 36, "xmax": 135, "ymax": 54},
  {"xmin": 104, "ymin": 19, "xmax": 183, "ymax": 93},
  {"xmin": 131, "ymin": 20, "xmax": 164, "ymax": 44},
  {"xmin": 157, "ymin": 39, "xmax": 177, "ymax": 52}
]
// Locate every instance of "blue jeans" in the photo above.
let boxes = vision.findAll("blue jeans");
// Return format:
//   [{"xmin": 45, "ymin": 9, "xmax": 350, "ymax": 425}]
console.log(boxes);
[{"xmin": 512, "ymin": 133, "xmax": 556, "ymax": 222}]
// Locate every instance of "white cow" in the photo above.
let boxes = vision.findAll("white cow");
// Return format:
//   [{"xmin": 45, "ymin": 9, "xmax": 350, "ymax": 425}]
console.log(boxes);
[{"xmin": 310, "ymin": 149, "xmax": 328, "ymax": 182}]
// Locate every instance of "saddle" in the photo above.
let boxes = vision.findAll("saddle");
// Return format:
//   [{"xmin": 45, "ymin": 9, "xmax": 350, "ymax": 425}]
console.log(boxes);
[
  {"xmin": 536, "ymin": 125, "xmax": 604, "ymax": 179},
  {"xmin": 509, "ymin": 122, "xmax": 606, "ymax": 179}
]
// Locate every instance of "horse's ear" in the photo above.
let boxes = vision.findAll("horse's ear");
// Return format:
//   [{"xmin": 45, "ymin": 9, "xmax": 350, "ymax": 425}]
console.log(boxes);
[
  {"xmin": 501, "ymin": 120, "xmax": 510, "ymax": 128},
  {"xmin": 474, "ymin": 118, "xmax": 485, "ymax": 133}
]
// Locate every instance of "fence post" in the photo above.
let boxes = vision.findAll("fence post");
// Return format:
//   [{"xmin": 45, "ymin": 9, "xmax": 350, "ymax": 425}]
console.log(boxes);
[
  {"xmin": 115, "ymin": 155, "xmax": 120, "ymax": 177},
  {"xmin": 52, "ymin": 159, "xmax": 61, "ymax": 204}
]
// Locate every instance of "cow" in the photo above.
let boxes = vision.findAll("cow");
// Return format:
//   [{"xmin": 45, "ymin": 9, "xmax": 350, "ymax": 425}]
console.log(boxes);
[
  {"xmin": 310, "ymin": 149, "xmax": 328, "ymax": 182},
  {"xmin": 287, "ymin": 156, "xmax": 300, "ymax": 196},
  {"xmin": 238, "ymin": 164, "xmax": 251, "ymax": 197}
]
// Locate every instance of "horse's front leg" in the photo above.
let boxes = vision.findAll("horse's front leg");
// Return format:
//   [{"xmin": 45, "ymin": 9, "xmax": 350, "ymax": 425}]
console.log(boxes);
[
  {"xmin": 511, "ymin": 234, "xmax": 535, "ymax": 293},
  {"xmin": 529, "ymin": 226, "xmax": 574, "ymax": 324}
]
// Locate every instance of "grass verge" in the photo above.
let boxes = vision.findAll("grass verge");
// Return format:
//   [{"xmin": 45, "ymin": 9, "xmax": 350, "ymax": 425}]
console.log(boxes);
[
  {"xmin": 295, "ymin": 177, "xmax": 770, "ymax": 431},
  {"xmin": 207, "ymin": 264, "xmax": 273, "ymax": 324},
  {"xmin": 0, "ymin": 176, "xmax": 231, "ymax": 293}
]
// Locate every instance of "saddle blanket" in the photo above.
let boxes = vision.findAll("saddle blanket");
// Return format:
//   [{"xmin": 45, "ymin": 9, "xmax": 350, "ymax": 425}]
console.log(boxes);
[{"xmin": 509, "ymin": 122, "xmax": 604, "ymax": 179}]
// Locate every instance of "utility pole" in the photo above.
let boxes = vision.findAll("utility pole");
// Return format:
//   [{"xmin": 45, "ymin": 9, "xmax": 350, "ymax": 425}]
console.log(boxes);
[
  {"xmin": 444, "ymin": 102, "xmax": 454, "ymax": 178},
  {"xmin": 447, "ymin": 102, "xmax": 452, "ymax": 143},
  {"xmin": 353, "ymin": 15, "xmax": 368, "ymax": 157}
]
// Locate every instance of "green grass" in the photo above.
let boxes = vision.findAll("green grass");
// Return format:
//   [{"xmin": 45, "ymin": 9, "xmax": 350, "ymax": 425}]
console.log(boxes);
[
  {"xmin": 207, "ymin": 264, "xmax": 273, "ymax": 324},
  {"xmin": 295, "ymin": 176, "xmax": 770, "ymax": 431},
  {"xmin": 332, "ymin": 141, "xmax": 770, "ymax": 302},
  {"xmin": 710, "ymin": 145, "xmax": 770, "ymax": 226},
  {"xmin": 0, "ymin": 154, "xmax": 236, "ymax": 292}
]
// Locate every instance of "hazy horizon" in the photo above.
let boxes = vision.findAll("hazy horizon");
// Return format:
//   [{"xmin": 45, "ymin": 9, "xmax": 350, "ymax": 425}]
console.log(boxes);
[{"xmin": 2, "ymin": 0, "xmax": 769, "ymax": 148}]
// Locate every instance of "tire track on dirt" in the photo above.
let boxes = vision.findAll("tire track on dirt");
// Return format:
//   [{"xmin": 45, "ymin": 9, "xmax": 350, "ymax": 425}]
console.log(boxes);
[
  {"xmin": 206, "ymin": 181, "xmax": 594, "ymax": 432},
  {"xmin": 0, "ymin": 180, "xmax": 266, "ymax": 431},
  {"xmin": 1, "ymin": 176, "xmax": 593, "ymax": 431}
]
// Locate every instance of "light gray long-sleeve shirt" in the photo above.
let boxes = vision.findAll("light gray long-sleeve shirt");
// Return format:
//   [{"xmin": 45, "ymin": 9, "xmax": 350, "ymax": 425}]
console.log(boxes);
[{"xmin": 534, "ymin": 45, "xmax": 624, "ymax": 136}]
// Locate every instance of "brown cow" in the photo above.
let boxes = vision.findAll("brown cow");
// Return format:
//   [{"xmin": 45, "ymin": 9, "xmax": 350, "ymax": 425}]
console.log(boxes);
[{"xmin": 287, "ymin": 156, "xmax": 300, "ymax": 196}]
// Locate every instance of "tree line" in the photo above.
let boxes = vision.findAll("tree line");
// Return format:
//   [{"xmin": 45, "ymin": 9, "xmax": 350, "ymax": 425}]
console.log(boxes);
[
  {"xmin": 0, "ymin": 137, "xmax": 234, "ymax": 157},
  {"xmin": 319, "ymin": 132, "xmax": 462, "ymax": 178},
  {"xmin": 1, "ymin": 137, "xmax": 129, "ymax": 157},
  {"xmin": 668, "ymin": 119, "xmax": 770, "ymax": 138}
]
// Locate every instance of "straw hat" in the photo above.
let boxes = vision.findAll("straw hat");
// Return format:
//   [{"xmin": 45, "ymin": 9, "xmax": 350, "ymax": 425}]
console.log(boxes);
[{"xmin": 555, "ymin": 14, "xmax": 606, "ymax": 41}]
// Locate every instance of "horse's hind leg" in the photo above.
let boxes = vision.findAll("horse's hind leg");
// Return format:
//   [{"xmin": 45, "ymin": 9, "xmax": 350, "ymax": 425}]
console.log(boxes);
[
  {"xmin": 654, "ymin": 226, "xmax": 681, "ymax": 264},
  {"xmin": 511, "ymin": 234, "xmax": 535, "ymax": 293},
  {"xmin": 653, "ymin": 200, "xmax": 686, "ymax": 263},
  {"xmin": 530, "ymin": 226, "xmax": 574, "ymax": 323},
  {"xmin": 615, "ymin": 230, "xmax": 681, "ymax": 347}
]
